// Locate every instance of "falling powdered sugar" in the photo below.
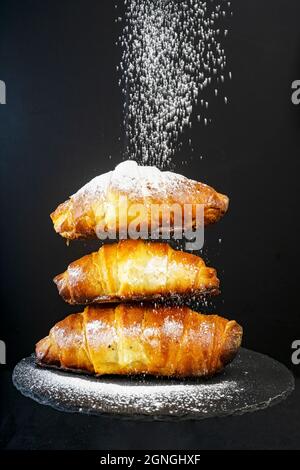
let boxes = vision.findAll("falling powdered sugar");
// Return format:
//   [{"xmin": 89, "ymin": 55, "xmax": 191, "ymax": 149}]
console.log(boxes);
[{"xmin": 117, "ymin": 0, "xmax": 232, "ymax": 167}]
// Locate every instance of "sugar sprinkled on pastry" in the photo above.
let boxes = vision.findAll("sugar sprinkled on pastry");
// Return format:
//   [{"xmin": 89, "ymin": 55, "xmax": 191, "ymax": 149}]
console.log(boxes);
[
  {"xmin": 36, "ymin": 304, "xmax": 242, "ymax": 378},
  {"xmin": 51, "ymin": 160, "xmax": 229, "ymax": 240}
]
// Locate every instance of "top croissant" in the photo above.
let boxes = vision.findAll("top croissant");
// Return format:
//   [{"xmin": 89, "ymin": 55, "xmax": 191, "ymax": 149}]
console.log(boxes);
[{"xmin": 51, "ymin": 160, "xmax": 229, "ymax": 240}]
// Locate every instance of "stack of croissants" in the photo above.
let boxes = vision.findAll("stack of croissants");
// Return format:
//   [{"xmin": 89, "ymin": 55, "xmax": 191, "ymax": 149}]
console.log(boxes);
[{"xmin": 36, "ymin": 161, "xmax": 242, "ymax": 378}]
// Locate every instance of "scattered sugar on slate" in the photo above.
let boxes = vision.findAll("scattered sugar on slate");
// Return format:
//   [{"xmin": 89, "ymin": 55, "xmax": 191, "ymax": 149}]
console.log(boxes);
[{"xmin": 15, "ymin": 356, "xmax": 244, "ymax": 417}]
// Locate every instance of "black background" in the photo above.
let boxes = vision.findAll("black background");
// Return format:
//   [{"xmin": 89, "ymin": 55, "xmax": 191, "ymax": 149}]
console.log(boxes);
[{"xmin": 0, "ymin": 0, "xmax": 300, "ymax": 450}]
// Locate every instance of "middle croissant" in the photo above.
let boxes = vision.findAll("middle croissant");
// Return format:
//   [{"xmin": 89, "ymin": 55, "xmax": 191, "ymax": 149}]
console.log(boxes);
[{"xmin": 54, "ymin": 239, "xmax": 219, "ymax": 304}]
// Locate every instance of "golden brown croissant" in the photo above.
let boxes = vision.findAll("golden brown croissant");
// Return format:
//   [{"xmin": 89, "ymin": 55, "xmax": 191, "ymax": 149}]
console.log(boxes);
[
  {"xmin": 54, "ymin": 239, "xmax": 219, "ymax": 304},
  {"xmin": 36, "ymin": 304, "xmax": 242, "ymax": 377},
  {"xmin": 51, "ymin": 160, "xmax": 229, "ymax": 240}
]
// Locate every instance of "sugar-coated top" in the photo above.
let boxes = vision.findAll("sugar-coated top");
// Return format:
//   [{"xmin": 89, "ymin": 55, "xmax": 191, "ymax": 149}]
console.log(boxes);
[{"xmin": 74, "ymin": 160, "xmax": 200, "ymax": 200}]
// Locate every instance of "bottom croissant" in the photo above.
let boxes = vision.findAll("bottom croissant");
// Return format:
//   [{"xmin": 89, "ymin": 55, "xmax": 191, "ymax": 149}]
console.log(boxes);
[{"xmin": 36, "ymin": 305, "xmax": 243, "ymax": 377}]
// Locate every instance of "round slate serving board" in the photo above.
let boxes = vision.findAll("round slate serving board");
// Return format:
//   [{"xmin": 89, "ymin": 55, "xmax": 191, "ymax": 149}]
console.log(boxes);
[{"xmin": 12, "ymin": 348, "xmax": 294, "ymax": 420}]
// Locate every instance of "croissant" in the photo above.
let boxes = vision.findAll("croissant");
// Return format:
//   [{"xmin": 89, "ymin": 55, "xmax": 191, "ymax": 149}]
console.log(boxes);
[
  {"xmin": 51, "ymin": 160, "xmax": 229, "ymax": 240},
  {"xmin": 54, "ymin": 239, "xmax": 219, "ymax": 304},
  {"xmin": 36, "ymin": 304, "xmax": 242, "ymax": 377}
]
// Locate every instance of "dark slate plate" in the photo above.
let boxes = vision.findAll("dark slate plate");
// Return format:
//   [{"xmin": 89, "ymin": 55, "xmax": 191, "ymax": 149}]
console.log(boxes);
[{"xmin": 12, "ymin": 348, "xmax": 294, "ymax": 421}]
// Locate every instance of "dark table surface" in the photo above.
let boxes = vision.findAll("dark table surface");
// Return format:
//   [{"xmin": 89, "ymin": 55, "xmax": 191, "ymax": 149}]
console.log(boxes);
[{"xmin": 0, "ymin": 370, "xmax": 299, "ymax": 450}]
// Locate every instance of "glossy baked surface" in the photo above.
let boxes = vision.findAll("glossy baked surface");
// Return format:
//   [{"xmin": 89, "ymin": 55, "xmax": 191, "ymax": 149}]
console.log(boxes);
[
  {"xmin": 54, "ymin": 240, "xmax": 219, "ymax": 304},
  {"xmin": 36, "ymin": 304, "xmax": 242, "ymax": 377}
]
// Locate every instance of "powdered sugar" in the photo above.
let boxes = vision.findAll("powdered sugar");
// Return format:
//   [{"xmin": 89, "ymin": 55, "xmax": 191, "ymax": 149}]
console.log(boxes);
[
  {"xmin": 117, "ymin": 1, "xmax": 232, "ymax": 167},
  {"xmin": 75, "ymin": 170, "xmax": 112, "ymax": 201},
  {"xmin": 74, "ymin": 160, "xmax": 195, "ymax": 200},
  {"xmin": 13, "ymin": 350, "xmax": 294, "ymax": 418}
]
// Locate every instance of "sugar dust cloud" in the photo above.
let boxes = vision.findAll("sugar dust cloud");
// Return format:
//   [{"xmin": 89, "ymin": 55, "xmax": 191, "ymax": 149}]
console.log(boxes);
[{"xmin": 116, "ymin": 0, "xmax": 232, "ymax": 167}]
